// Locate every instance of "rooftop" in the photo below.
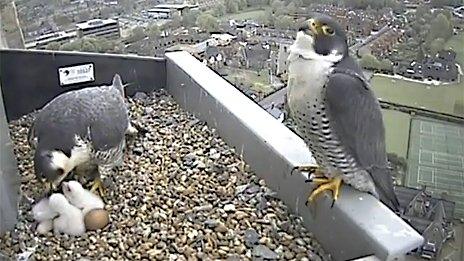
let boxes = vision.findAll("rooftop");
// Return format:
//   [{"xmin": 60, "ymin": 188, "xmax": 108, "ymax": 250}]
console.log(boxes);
[
  {"xmin": 153, "ymin": 4, "xmax": 199, "ymax": 10},
  {"xmin": 76, "ymin": 18, "xmax": 118, "ymax": 30},
  {"xmin": 0, "ymin": 49, "xmax": 424, "ymax": 260}
]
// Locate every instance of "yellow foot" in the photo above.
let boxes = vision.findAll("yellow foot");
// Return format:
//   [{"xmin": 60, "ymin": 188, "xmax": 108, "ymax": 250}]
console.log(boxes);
[
  {"xmin": 307, "ymin": 176, "xmax": 343, "ymax": 207},
  {"xmin": 89, "ymin": 179, "xmax": 107, "ymax": 197},
  {"xmin": 40, "ymin": 181, "xmax": 54, "ymax": 198},
  {"xmin": 291, "ymin": 165, "xmax": 324, "ymax": 177}
]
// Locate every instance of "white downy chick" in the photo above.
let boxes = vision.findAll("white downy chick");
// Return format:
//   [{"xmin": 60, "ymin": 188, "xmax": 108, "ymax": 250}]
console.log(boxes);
[
  {"xmin": 36, "ymin": 220, "xmax": 53, "ymax": 234},
  {"xmin": 48, "ymin": 193, "xmax": 86, "ymax": 236},
  {"xmin": 32, "ymin": 197, "xmax": 58, "ymax": 234},
  {"xmin": 62, "ymin": 180, "xmax": 104, "ymax": 215},
  {"xmin": 32, "ymin": 197, "xmax": 58, "ymax": 222}
]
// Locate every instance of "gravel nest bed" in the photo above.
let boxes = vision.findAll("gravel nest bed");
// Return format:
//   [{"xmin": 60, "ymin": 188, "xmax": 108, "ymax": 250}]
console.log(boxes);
[{"xmin": 0, "ymin": 90, "xmax": 330, "ymax": 261}]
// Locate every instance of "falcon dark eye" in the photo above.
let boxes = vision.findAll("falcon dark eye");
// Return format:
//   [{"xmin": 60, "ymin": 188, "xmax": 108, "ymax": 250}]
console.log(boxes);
[
  {"xmin": 57, "ymin": 168, "xmax": 64, "ymax": 175},
  {"xmin": 323, "ymin": 26, "xmax": 335, "ymax": 36}
]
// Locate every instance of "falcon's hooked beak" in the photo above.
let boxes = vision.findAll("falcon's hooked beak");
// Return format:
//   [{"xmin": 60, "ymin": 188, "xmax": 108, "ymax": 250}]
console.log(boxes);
[{"xmin": 298, "ymin": 19, "xmax": 322, "ymax": 37}]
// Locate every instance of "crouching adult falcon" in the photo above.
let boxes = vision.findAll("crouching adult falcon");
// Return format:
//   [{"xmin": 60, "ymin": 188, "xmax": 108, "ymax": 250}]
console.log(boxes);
[
  {"xmin": 286, "ymin": 13, "xmax": 400, "ymax": 211},
  {"xmin": 29, "ymin": 74, "xmax": 136, "ymax": 196}
]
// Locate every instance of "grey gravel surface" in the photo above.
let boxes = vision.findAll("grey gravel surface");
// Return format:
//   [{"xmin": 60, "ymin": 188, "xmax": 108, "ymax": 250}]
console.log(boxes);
[{"xmin": 0, "ymin": 90, "xmax": 330, "ymax": 260}]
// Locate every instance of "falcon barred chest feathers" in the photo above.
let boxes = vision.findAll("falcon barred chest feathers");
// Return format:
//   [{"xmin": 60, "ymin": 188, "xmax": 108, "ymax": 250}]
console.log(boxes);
[
  {"xmin": 286, "ymin": 13, "xmax": 400, "ymax": 211},
  {"xmin": 29, "ymin": 74, "xmax": 136, "ymax": 196}
]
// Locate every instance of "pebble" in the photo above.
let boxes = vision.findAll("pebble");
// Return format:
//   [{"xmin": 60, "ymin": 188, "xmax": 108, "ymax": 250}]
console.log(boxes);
[
  {"xmin": 252, "ymin": 245, "xmax": 279, "ymax": 259},
  {"xmin": 244, "ymin": 228, "xmax": 260, "ymax": 247},
  {"xmin": 223, "ymin": 204, "xmax": 236, "ymax": 212},
  {"xmin": 0, "ymin": 90, "xmax": 329, "ymax": 260}
]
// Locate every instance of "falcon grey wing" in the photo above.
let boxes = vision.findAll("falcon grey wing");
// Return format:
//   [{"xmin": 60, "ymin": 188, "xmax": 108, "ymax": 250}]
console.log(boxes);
[
  {"xmin": 31, "ymin": 74, "xmax": 131, "ymax": 196},
  {"xmin": 324, "ymin": 69, "xmax": 400, "ymax": 211},
  {"xmin": 286, "ymin": 13, "xmax": 399, "ymax": 211}
]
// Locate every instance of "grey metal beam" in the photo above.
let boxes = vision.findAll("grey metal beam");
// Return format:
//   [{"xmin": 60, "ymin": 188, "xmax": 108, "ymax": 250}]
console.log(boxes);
[
  {"xmin": 0, "ymin": 80, "xmax": 20, "ymax": 235},
  {"xmin": 0, "ymin": 49, "xmax": 166, "ymax": 121},
  {"xmin": 165, "ymin": 51, "xmax": 424, "ymax": 261}
]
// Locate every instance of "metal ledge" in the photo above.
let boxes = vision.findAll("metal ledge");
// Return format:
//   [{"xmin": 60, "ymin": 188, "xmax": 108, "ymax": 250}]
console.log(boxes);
[
  {"xmin": 165, "ymin": 51, "xmax": 424, "ymax": 261},
  {"xmin": 0, "ymin": 80, "xmax": 20, "ymax": 235}
]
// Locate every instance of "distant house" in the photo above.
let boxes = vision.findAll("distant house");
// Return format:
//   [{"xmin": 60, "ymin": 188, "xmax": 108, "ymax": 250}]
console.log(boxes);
[
  {"xmin": 396, "ymin": 186, "xmax": 455, "ymax": 260},
  {"xmin": 205, "ymin": 45, "xmax": 222, "ymax": 65},
  {"xmin": 243, "ymin": 43, "xmax": 271, "ymax": 71},
  {"xmin": 76, "ymin": 18, "xmax": 120, "ymax": 39},
  {"xmin": 276, "ymin": 43, "xmax": 291, "ymax": 76},
  {"xmin": 25, "ymin": 30, "xmax": 77, "ymax": 49}
]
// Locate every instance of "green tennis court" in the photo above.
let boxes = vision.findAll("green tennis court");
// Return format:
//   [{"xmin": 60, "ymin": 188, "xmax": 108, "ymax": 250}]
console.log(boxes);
[{"xmin": 406, "ymin": 117, "xmax": 464, "ymax": 218}]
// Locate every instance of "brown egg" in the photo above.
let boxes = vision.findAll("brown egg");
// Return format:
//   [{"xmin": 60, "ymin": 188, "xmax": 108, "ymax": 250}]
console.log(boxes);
[{"xmin": 84, "ymin": 209, "xmax": 109, "ymax": 231}]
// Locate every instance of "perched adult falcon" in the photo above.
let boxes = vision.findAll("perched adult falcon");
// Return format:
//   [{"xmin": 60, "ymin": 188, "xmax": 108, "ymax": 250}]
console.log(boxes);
[
  {"xmin": 29, "ymin": 74, "xmax": 137, "ymax": 196},
  {"xmin": 286, "ymin": 13, "xmax": 400, "ymax": 211}
]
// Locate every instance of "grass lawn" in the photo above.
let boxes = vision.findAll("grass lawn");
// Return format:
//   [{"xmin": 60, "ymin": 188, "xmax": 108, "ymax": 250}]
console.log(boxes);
[
  {"xmin": 445, "ymin": 32, "xmax": 464, "ymax": 67},
  {"xmin": 223, "ymin": 67, "xmax": 274, "ymax": 96},
  {"xmin": 222, "ymin": 7, "xmax": 268, "ymax": 21},
  {"xmin": 381, "ymin": 109, "xmax": 411, "ymax": 158},
  {"xmin": 371, "ymin": 75, "xmax": 464, "ymax": 117}
]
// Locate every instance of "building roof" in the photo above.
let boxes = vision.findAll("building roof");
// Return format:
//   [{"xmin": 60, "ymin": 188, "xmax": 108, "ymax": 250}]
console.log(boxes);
[
  {"xmin": 244, "ymin": 44, "xmax": 270, "ymax": 61},
  {"xmin": 205, "ymin": 45, "xmax": 220, "ymax": 58},
  {"xmin": 76, "ymin": 18, "xmax": 118, "ymax": 30},
  {"xmin": 147, "ymin": 8, "xmax": 174, "ymax": 14},
  {"xmin": 153, "ymin": 3, "xmax": 199, "ymax": 10}
]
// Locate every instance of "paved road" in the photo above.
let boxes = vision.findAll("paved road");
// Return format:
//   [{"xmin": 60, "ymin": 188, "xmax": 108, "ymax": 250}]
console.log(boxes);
[{"xmin": 349, "ymin": 24, "xmax": 391, "ymax": 52}]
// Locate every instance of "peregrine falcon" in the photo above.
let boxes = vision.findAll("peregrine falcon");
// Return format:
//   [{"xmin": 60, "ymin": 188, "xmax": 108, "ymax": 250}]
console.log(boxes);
[
  {"xmin": 29, "ymin": 74, "xmax": 135, "ymax": 196},
  {"xmin": 286, "ymin": 13, "xmax": 400, "ymax": 210}
]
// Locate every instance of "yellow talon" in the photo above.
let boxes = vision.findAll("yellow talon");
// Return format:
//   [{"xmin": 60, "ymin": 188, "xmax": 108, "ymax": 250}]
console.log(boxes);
[
  {"xmin": 307, "ymin": 176, "xmax": 343, "ymax": 205},
  {"xmin": 90, "ymin": 179, "xmax": 106, "ymax": 197}
]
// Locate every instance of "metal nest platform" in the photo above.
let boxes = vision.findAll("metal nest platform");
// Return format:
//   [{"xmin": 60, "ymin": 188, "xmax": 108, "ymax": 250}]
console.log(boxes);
[{"xmin": 0, "ymin": 49, "xmax": 423, "ymax": 260}]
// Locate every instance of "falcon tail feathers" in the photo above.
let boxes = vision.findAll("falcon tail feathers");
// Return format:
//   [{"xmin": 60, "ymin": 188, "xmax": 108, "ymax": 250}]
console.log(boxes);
[
  {"xmin": 112, "ymin": 74, "xmax": 125, "ymax": 96},
  {"xmin": 27, "ymin": 120, "xmax": 38, "ymax": 149},
  {"xmin": 370, "ymin": 167, "xmax": 400, "ymax": 212}
]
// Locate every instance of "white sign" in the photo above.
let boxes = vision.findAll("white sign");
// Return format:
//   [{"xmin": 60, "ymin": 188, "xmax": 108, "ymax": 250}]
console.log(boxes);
[{"xmin": 58, "ymin": 63, "xmax": 95, "ymax": 86}]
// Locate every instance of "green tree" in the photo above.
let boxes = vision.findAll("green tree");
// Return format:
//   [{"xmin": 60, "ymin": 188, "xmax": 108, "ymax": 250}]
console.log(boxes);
[
  {"xmin": 257, "ymin": 12, "xmax": 271, "ymax": 25},
  {"xmin": 429, "ymin": 38, "xmax": 446, "ymax": 56},
  {"xmin": 53, "ymin": 14, "xmax": 72, "ymax": 26},
  {"xmin": 431, "ymin": 0, "xmax": 462, "ymax": 7},
  {"xmin": 182, "ymin": 9, "xmax": 200, "ymax": 27},
  {"xmin": 45, "ymin": 41, "xmax": 61, "ymax": 50},
  {"xmin": 286, "ymin": 2, "xmax": 297, "ymax": 14},
  {"xmin": 292, "ymin": 0, "xmax": 303, "ymax": 7},
  {"xmin": 275, "ymin": 15, "xmax": 293, "ymax": 29},
  {"xmin": 380, "ymin": 59, "xmax": 393, "ymax": 72},
  {"xmin": 128, "ymin": 26, "xmax": 146, "ymax": 42},
  {"xmin": 213, "ymin": 3, "xmax": 226, "ymax": 16},
  {"xmin": 196, "ymin": 13, "xmax": 219, "ymax": 32},
  {"xmin": 415, "ymin": 4, "xmax": 431, "ymax": 20},
  {"xmin": 170, "ymin": 11, "xmax": 182, "ymax": 29},
  {"xmin": 146, "ymin": 24, "xmax": 161, "ymax": 39},
  {"xmin": 60, "ymin": 41, "xmax": 81, "ymax": 51},
  {"xmin": 416, "ymin": 47, "xmax": 425, "ymax": 62},
  {"xmin": 360, "ymin": 54, "xmax": 381, "ymax": 70},
  {"xmin": 224, "ymin": 0, "xmax": 239, "ymax": 13},
  {"xmin": 100, "ymin": 7, "xmax": 114, "ymax": 18},
  {"xmin": 271, "ymin": 0, "xmax": 286, "ymax": 15},
  {"xmin": 427, "ymin": 13, "xmax": 453, "ymax": 42},
  {"xmin": 237, "ymin": 0, "xmax": 248, "ymax": 10},
  {"xmin": 81, "ymin": 41, "xmax": 97, "ymax": 52}
]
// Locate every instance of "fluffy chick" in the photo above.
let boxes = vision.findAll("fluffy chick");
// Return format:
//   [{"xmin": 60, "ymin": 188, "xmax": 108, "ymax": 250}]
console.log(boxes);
[
  {"xmin": 36, "ymin": 220, "xmax": 53, "ymax": 234},
  {"xmin": 32, "ymin": 197, "xmax": 58, "ymax": 221},
  {"xmin": 32, "ymin": 197, "xmax": 59, "ymax": 234},
  {"xmin": 62, "ymin": 180, "xmax": 104, "ymax": 215},
  {"xmin": 48, "ymin": 193, "xmax": 86, "ymax": 236}
]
